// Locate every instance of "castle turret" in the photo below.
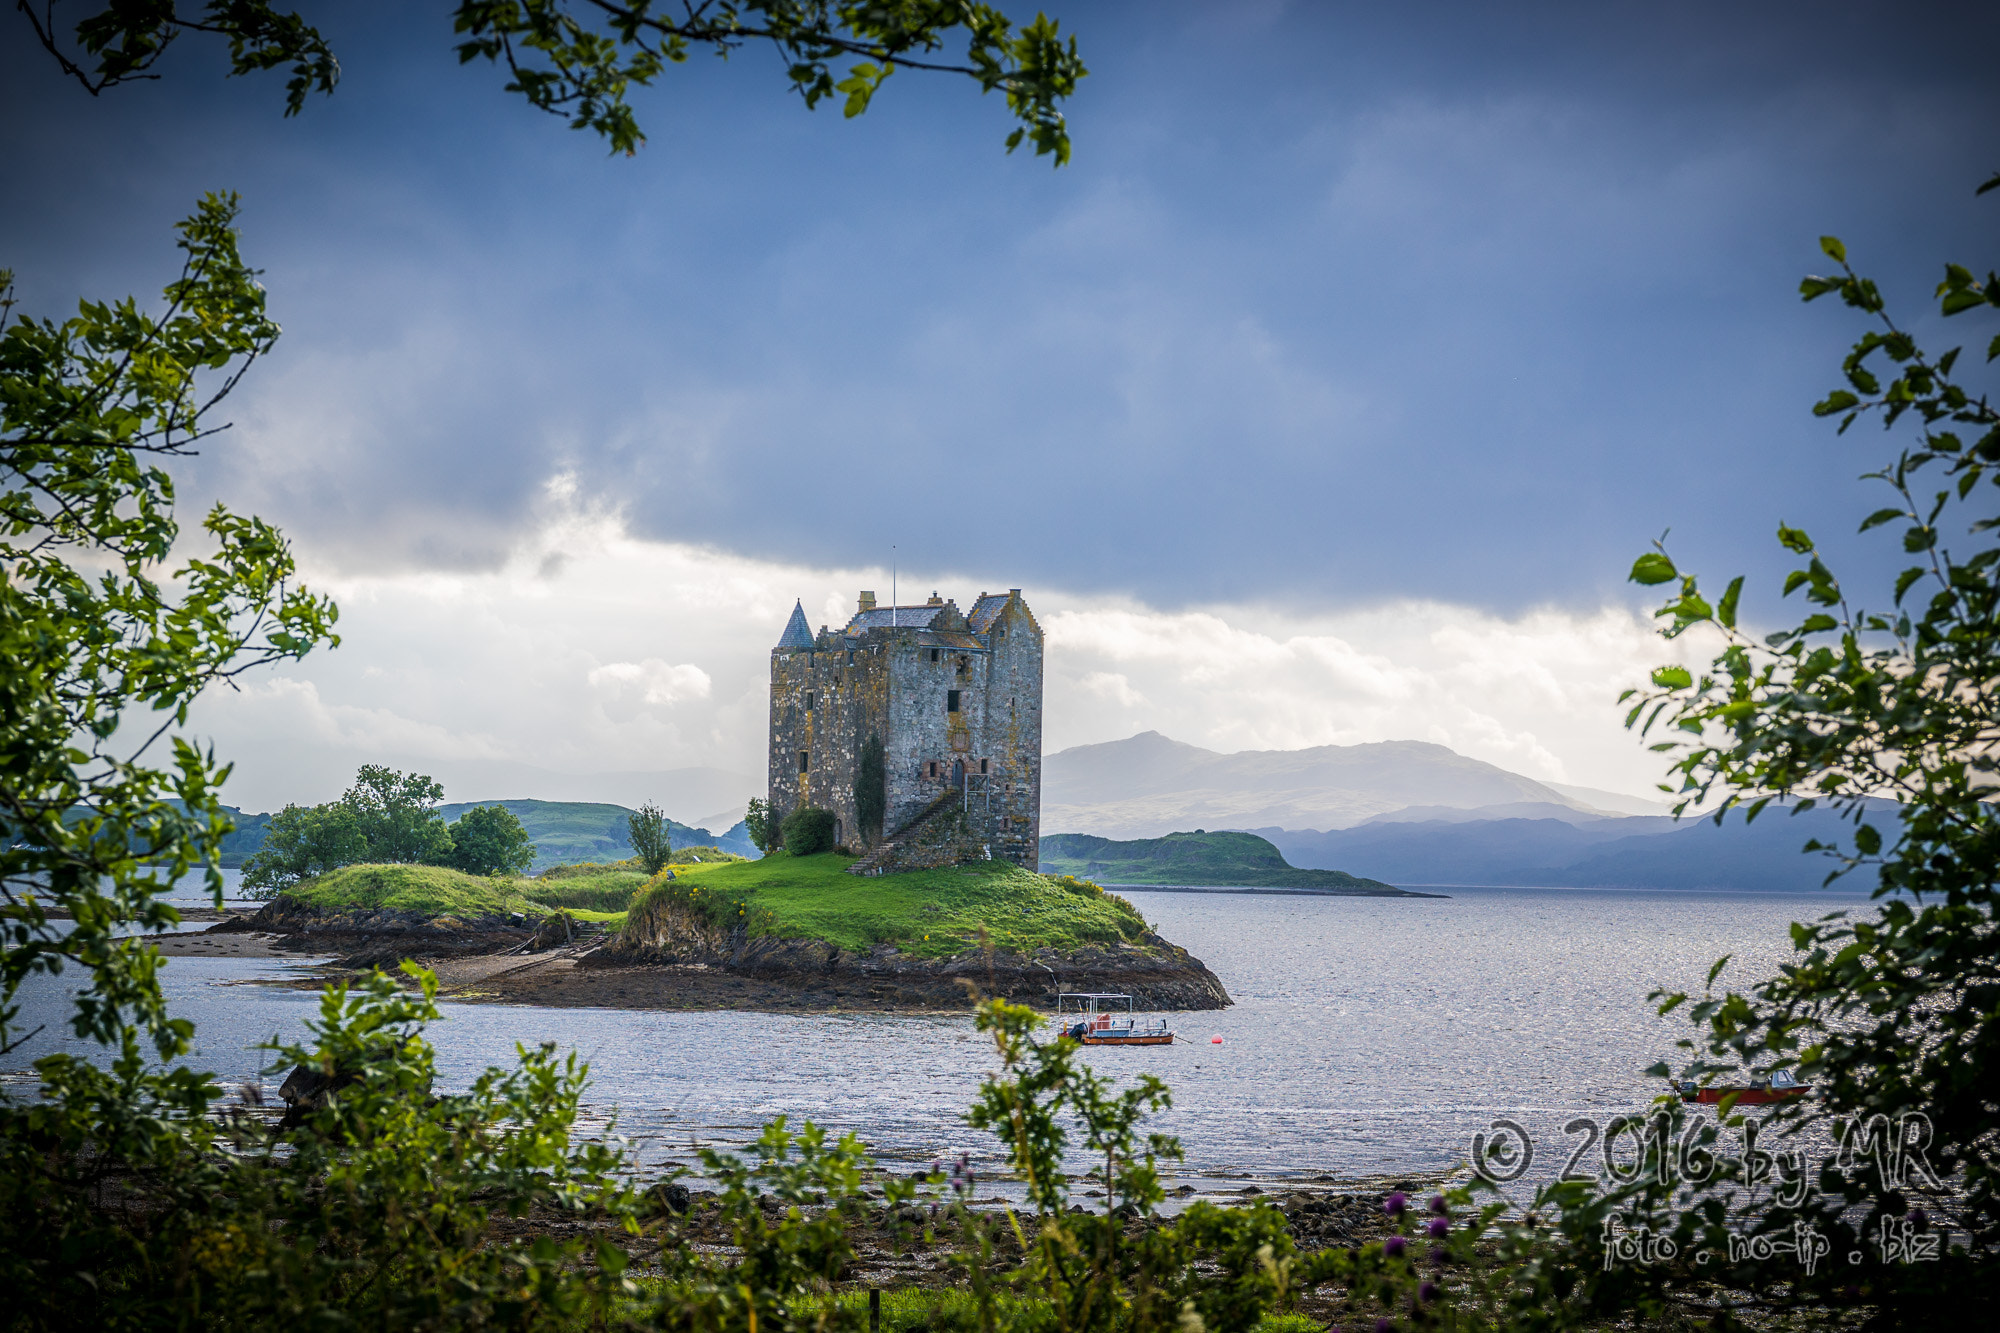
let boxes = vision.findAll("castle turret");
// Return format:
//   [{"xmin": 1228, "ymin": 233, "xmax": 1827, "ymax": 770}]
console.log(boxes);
[{"xmin": 776, "ymin": 600, "xmax": 814, "ymax": 650}]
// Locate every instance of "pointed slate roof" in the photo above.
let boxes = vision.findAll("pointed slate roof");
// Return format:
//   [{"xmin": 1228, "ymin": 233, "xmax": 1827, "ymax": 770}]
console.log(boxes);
[{"xmin": 776, "ymin": 599, "xmax": 815, "ymax": 650}]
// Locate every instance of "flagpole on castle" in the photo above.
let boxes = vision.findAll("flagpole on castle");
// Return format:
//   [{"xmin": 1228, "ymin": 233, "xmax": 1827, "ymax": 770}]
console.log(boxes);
[{"xmin": 891, "ymin": 545, "xmax": 897, "ymax": 630}]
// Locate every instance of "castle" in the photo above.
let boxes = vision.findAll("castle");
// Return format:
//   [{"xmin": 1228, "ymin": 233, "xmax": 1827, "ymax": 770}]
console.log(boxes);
[{"xmin": 768, "ymin": 588, "xmax": 1044, "ymax": 869}]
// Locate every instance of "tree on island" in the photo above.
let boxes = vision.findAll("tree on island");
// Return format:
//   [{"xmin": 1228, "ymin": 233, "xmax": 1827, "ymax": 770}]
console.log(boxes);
[
  {"xmin": 444, "ymin": 803, "xmax": 536, "ymax": 877},
  {"xmin": 241, "ymin": 766, "xmax": 531, "ymax": 892},
  {"xmin": 743, "ymin": 796, "xmax": 779, "ymax": 853},
  {"xmin": 627, "ymin": 800, "xmax": 673, "ymax": 874}
]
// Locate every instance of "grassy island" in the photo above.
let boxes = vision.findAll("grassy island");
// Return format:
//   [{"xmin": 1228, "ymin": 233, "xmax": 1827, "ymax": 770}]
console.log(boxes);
[
  {"xmin": 279, "ymin": 864, "xmax": 550, "ymax": 918},
  {"xmin": 267, "ymin": 856, "xmax": 1155, "ymax": 959},
  {"xmin": 1038, "ymin": 829, "xmax": 1411, "ymax": 893},
  {"xmin": 622, "ymin": 852, "xmax": 1152, "ymax": 959}
]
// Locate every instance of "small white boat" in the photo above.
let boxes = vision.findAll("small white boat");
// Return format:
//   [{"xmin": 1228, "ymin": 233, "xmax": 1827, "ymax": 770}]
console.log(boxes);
[{"xmin": 1057, "ymin": 992, "xmax": 1174, "ymax": 1046}]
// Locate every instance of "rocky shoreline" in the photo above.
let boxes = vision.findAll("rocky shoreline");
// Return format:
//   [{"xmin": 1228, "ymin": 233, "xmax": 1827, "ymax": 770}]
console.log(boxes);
[{"xmin": 204, "ymin": 895, "xmax": 1233, "ymax": 1013}]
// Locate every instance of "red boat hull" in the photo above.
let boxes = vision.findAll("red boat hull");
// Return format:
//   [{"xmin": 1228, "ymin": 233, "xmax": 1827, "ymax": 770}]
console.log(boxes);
[{"xmin": 1682, "ymin": 1087, "xmax": 1809, "ymax": 1106}]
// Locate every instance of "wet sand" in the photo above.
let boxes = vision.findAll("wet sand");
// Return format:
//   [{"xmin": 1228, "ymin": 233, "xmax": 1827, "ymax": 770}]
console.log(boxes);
[{"xmin": 150, "ymin": 930, "xmax": 294, "ymax": 959}]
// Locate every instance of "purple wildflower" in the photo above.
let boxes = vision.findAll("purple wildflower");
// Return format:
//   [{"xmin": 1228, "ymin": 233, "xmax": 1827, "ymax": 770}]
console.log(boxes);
[
  {"xmin": 1427, "ymin": 1216, "xmax": 1449, "ymax": 1238},
  {"xmin": 1383, "ymin": 1235, "xmax": 1406, "ymax": 1258},
  {"xmin": 1419, "ymin": 1280, "xmax": 1439, "ymax": 1303},
  {"xmin": 1429, "ymin": 1244, "xmax": 1448, "ymax": 1268},
  {"xmin": 1375, "ymin": 1319, "xmax": 1394, "ymax": 1333},
  {"xmin": 1383, "ymin": 1191, "xmax": 1408, "ymax": 1217},
  {"xmin": 1429, "ymin": 1193, "xmax": 1448, "ymax": 1215}
]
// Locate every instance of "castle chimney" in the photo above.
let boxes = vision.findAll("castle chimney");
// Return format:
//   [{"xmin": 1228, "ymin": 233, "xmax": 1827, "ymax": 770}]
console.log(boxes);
[
  {"xmin": 926, "ymin": 591, "xmax": 944, "ymax": 606},
  {"xmin": 858, "ymin": 590, "xmax": 877, "ymax": 613}
]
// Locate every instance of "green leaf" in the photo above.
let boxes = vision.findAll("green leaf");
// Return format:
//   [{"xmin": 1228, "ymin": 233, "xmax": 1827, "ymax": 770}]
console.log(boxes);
[
  {"xmin": 1651, "ymin": 665, "xmax": 1693, "ymax": 690},
  {"xmin": 1777, "ymin": 524, "xmax": 1815, "ymax": 554},
  {"xmin": 1629, "ymin": 552, "xmax": 1678, "ymax": 585},
  {"xmin": 1819, "ymin": 235, "xmax": 1847, "ymax": 263},
  {"xmin": 1942, "ymin": 288, "xmax": 1986, "ymax": 316},
  {"xmin": 1854, "ymin": 823, "xmax": 1882, "ymax": 855},
  {"xmin": 1894, "ymin": 565, "xmax": 1927, "ymax": 602},
  {"xmin": 1813, "ymin": 390, "xmax": 1860, "ymax": 417},
  {"xmin": 1705, "ymin": 954, "xmax": 1732, "ymax": 988},
  {"xmin": 1717, "ymin": 575, "xmax": 1743, "ymax": 629},
  {"xmin": 1860, "ymin": 507, "xmax": 1906, "ymax": 532}
]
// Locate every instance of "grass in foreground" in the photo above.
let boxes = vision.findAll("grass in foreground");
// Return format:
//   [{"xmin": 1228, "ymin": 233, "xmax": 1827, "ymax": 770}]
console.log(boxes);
[
  {"xmin": 624, "ymin": 853, "xmax": 1150, "ymax": 959},
  {"xmin": 280, "ymin": 864, "xmax": 547, "ymax": 918}
]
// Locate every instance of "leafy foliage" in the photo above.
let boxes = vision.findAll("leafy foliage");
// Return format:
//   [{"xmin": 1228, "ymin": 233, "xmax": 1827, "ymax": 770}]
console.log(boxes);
[
  {"xmin": 1, "ymin": 965, "xmax": 640, "ymax": 1330},
  {"xmin": 446, "ymin": 802, "xmax": 538, "ymax": 876},
  {"xmin": 19, "ymin": 0, "xmax": 341, "ymax": 113},
  {"xmin": 0, "ymin": 195, "xmax": 338, "ymax": 1060},
  {"xmin": 1620, "ymin": 224, "xmax": 2000, "ymax": 1275},
  {"xmin": 745, "ymin": 795, "xmax": 779, "ymax": 852},
  {"xmin": 628, "ymin": 798, "xmax": 673, "ymax": 874},
  {"xmin": 28, "ymin": 1, "xmax": 1085, "ymax": 163},
  {"xmin": 780, "ymin": 804, "xmax": 837, "ymax": 855}
]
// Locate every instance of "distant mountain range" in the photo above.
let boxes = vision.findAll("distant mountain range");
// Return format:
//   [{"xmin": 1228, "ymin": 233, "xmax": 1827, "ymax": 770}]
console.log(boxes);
[
  {"xmin": 1040, "ymin": 732, "xmax": 1870, "ymax": 892},
  {"xmin": 1042, "ymin": 731, "xmax": 1647, "ymax": 837}
]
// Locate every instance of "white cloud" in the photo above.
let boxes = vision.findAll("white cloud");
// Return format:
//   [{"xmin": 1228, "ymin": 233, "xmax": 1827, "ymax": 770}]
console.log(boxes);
[{"xmin": 179, "ymin": 502, "xmax": 1713, "ymax": 813}]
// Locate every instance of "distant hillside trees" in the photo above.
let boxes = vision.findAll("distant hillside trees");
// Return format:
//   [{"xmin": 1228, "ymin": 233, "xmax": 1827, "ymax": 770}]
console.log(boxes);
[
  {"xmin": 242, "ymin": 766, "xmax": 536, "ymax": 895},
  {"xmin": 626, "ymin": 801, "xmax": 673, "ymax": 874}
]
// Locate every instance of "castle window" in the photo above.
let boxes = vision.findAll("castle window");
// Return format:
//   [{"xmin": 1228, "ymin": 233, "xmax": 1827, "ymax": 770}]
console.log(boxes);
[
  {"xmin": 805, "ymin": 691, "xmax": 815, "ymax": 711},
  {"xmin": 980, "ymin": 758, "xmax": 989, "ymax": 774},
  {"xmin": 930, "ymin": 648, "xmax": 940, "ymax": 662},
  {"xmin": 927, "ymin": 761, "xmax": 938, "ymax": 778},
  {"xmin": 799, "ymin": 750, "xmax": 810, "ymax": 773},
  {"xmin": 946, "ymin": 689, "xmax": 960, "ymax": 713}
]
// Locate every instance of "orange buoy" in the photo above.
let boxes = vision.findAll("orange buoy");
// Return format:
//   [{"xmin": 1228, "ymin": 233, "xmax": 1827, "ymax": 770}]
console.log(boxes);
[{"xmin": 1210, "ymin": 1036, "xmax": 1223, "ymax": 1044}]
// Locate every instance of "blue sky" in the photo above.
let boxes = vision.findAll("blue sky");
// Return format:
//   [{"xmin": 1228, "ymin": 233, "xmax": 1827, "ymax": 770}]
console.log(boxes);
[{"xmin": 7, "ymin": 2, "xmax": 1998, "ymax": 812}]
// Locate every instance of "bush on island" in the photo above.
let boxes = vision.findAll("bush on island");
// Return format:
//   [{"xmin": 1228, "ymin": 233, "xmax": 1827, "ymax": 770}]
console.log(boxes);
[{"xmin": 779, "ymin": 806, "xmax": 837, "ymax": 857}]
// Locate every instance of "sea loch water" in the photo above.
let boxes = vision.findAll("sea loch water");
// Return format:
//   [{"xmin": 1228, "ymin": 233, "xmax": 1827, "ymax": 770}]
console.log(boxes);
[{"xmin": 8, "ymin": 883, "xmax": 1870, "ymax": 1190}]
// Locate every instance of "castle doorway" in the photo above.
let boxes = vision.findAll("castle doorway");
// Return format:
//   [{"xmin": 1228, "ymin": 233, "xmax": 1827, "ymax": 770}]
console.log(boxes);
[{"xmin": 952, "ymin": 759, "xmax": 965, "ymax": 788}]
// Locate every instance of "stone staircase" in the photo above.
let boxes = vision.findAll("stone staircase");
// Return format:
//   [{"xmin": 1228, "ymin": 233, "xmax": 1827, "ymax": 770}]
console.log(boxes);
[{"xmin": 844, "ymin": 790, "xmax": 965, "ymax": 876}]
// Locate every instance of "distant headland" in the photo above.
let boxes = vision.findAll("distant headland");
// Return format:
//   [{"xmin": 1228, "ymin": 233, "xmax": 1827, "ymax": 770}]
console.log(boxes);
[{"xmin": 1037, "ymin": 830, "xmax": 1440, "ymax": 897}]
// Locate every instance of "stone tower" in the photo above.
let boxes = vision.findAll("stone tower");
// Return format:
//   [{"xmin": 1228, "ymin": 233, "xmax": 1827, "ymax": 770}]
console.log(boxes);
[{"xmin": 767, "ymin": 589, "xmax": 1044, "ymax": 867}]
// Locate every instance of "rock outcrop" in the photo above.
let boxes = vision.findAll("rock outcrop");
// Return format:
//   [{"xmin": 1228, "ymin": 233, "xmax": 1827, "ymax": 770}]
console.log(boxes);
[
  {"xmin": 594, "ymin": 892, "xmax": 1230, "ymax": 1011},
  {"xmin": 243, "ymin": 896, "xmax": 532, "ymax": 968}
]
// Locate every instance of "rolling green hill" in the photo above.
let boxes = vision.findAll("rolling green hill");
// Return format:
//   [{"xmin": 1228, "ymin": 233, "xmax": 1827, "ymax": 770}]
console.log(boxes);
[
  {"xmin": 436, "ymin": 799, "xmax": 756, "ymax": 869},
  {"xmin": 1037, "ymin": 830, "xmax": 1411, "ymax": 894}
]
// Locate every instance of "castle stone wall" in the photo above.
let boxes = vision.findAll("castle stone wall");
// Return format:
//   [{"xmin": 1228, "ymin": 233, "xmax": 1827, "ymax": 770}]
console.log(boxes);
[{"xmin": 768, "ymin": 590, "xmax": 1043, "ymax": 867}]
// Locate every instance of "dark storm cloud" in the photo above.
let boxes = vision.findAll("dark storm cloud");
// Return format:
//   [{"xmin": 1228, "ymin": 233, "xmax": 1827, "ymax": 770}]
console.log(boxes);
[{"xmin": 4, "ymin": 1, "xmax": 1997, "ymax": 611}]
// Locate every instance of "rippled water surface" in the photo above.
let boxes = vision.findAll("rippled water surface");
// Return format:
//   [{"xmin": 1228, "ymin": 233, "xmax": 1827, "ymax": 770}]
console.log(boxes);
[{"xmin": 10, "ymin": 884, "xmax": 1871, "ymax": 1187}]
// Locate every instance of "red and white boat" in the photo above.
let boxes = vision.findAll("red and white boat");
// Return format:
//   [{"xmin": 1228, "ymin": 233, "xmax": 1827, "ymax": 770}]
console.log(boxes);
[
  {"xmin": 1058, "ymin": 992, "xmax": 1174, "ymax": 1046},
  {"xmin": 1675, "ymin": 1068, "xmax": 1811, "ymax": 1106}
]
